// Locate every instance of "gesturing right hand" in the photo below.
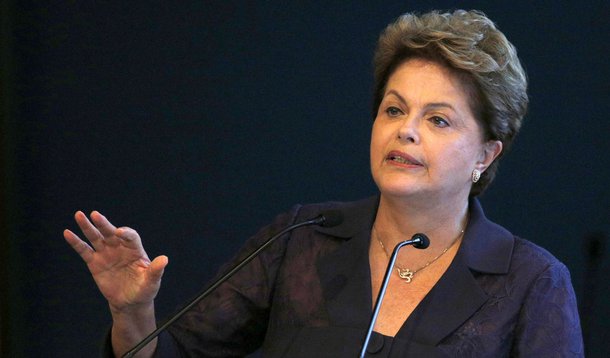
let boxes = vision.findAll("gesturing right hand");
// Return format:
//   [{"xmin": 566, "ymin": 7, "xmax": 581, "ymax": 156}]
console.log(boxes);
[{"xmin": 64, "ymin": 211, "xmax": 169, "ymax": 313}]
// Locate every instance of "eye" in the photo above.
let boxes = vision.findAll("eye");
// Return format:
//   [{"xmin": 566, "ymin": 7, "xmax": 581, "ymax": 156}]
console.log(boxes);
[
  {"xmin": 430, "ymin": 116, "xmax": 450, "ymax": 128},
  {"xmin": 385, "ymin": 106, "xmax": 404, "ymax": 117}
]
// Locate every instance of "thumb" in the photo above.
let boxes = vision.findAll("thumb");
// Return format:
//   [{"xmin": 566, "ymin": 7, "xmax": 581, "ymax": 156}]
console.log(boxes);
[{"xmin": 148, "ymin": 255, "xmax": 169, "ymax": 282}]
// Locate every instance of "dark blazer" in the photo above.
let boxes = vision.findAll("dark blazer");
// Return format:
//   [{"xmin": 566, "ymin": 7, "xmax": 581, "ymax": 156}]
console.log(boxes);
[{"xmin": 149, "ymin": 196, "xmax": 583, "ymax": 357}]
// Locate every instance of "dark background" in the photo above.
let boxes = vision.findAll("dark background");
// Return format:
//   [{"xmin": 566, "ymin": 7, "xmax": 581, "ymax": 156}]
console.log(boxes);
[{"xmin": 2, "ymin": 1, "xmax": 609, "ymax": 357}]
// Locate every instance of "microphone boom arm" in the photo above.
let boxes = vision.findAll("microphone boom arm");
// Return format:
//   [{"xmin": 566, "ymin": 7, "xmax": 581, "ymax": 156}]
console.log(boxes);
[{"xmin": 359, "ymin": 234, "xmax": 429, "ymax": 358}]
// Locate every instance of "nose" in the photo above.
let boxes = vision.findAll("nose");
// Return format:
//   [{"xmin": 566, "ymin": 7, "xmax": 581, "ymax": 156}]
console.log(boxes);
[{"xmin": 397, "ymin": 116, "xmax": 419, "ymax": 144}]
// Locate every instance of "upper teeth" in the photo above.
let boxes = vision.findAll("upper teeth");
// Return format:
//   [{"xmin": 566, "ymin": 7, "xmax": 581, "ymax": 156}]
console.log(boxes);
[{"xmin": 391, "ymin": 156, "xmax": 412, "ymax": 164}]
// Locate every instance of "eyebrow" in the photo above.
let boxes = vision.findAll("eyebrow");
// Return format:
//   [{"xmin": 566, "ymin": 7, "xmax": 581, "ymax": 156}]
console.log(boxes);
[{"xmin": 384, "ymin": 89, "xmax": 458, "ymax": 113}]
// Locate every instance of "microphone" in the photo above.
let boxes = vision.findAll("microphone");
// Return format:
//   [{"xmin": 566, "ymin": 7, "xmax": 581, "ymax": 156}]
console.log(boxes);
[
  {"xmin": 359, "ymin": 233, "xmax": 430, "ymax": 358},
  {"xmin": 123, "ymin": 210, "xmax": 343, "ymax": 358}
]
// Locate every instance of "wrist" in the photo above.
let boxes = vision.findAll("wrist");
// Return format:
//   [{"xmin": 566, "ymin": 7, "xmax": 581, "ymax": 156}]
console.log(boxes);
[
  {"xmin": 109, "ymin": 300, "xmax": 154, "ymax": 317},
  {"xmin": 110, "ymin": 303, "xmax": 158, "ymax": 357}
]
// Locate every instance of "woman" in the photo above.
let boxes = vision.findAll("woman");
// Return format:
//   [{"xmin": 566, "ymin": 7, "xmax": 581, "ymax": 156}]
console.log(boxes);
[{"xmin": 64, "ymin": 10, "xmax": 583, "ymax": 357}]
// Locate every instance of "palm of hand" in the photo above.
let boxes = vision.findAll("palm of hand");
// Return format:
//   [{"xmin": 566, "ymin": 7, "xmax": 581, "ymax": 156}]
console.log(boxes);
[
  {"xmin": 89, "ymin": 245, "xmax": 157, "ymax": 307},
  {"xmin": 64, "ymin": 211, "xmax": 168, "ymax": 311}
]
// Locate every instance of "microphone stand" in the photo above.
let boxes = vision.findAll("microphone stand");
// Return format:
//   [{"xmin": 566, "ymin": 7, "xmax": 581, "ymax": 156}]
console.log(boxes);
[
  {"xmin": 123, "ymin": 213, "xmax": 335, "ymax": 358},
  {"xmin": 359, "ymin": 234, "xmax": 429, "ymax": 358}
]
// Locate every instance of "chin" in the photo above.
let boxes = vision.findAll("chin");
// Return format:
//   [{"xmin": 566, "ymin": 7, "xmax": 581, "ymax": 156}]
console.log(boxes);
[{"xmin": 378, "ymin": 181, "xmax": 426, "ymax": 199}]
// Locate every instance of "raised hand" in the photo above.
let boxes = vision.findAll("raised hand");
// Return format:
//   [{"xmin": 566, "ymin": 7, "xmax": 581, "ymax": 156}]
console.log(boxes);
[{"xmin": 63, "ymin": 211, "xmax": 168, "ymax": 313}]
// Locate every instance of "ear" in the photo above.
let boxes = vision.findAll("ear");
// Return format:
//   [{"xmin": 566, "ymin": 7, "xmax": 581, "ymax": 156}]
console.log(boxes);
[{"xmin": 476, "ymin": 140, "xmax": 503, "ymax": 172}]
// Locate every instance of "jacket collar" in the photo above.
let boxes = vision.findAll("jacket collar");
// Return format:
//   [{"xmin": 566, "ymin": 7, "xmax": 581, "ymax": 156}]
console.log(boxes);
[
  {"xmin": 461, "ymin": 198, "xmax": 514, "ymax": 274},
  {"xmin": 314, "ymin": 196, "xmax": 379, "ymax": 239},
  {"xmin": 315, "ymin": 195, "xmax": 514, "ymax": 275}
]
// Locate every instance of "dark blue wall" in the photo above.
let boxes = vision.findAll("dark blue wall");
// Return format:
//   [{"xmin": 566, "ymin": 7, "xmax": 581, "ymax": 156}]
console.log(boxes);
[{"xmin": 4, "ymin": 1, "xmax": 609, "ymax": 356}]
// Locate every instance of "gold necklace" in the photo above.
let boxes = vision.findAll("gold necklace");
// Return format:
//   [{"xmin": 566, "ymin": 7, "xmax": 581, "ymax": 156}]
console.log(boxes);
[{"xmin": 373, "ymin": 225, "xmax": 465, "ymax": 283}]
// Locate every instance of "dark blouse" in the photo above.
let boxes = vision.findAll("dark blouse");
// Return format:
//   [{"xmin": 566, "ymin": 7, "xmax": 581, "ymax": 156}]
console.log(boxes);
[{"xmin": 146, "ymin": 196, "xmax": 583, "ymax": 357}]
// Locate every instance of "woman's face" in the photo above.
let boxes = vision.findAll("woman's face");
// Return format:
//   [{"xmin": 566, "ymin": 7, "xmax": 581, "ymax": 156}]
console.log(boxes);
[{"xmin": 370, "ymin": 59, "xmax": 501, "ymax": 204}]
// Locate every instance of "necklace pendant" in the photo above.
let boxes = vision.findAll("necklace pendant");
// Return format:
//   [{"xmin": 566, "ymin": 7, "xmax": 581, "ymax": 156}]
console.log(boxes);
[{"xmin": 397, "ymin": 268, "xmax": 414, "ymax": 283}]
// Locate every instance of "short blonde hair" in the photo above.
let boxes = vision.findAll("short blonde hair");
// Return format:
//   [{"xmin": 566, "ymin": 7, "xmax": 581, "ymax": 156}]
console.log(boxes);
[{"xmin": 373, "ymin": 10, "xmax": 528, "ymax": 195}]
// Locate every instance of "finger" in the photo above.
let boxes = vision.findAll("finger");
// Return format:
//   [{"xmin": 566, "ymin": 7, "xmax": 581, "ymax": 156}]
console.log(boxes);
[
  {"xmin": 89, "ymin": 211, "xmax": 118, "ymax": 237},
  {"xmin": 115, "ymin": 227, "xmax": 145, "ymax": 250},
  {"xmin": 74, "ymin": 211, "xmax": 106, "ymax": 250},
  {"xmin": 90, "ymin": 211, "xmax": 123, "ymax": 247},
  {"xmin": 147, "ymin": 255, "xmax": 169, "ymax": 283},
  {"xmin": 63, "ymin": 229, "xmax": 95, "ymax": 263}
]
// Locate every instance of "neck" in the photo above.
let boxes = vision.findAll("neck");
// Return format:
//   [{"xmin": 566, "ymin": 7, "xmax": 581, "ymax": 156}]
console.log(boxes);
[{"xmin": 374, "ymin": 193, "xmax": 470, "ymax": 249}]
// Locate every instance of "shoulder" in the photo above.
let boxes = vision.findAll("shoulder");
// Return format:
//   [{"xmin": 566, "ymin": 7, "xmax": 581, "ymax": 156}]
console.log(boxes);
[
  {"xmin": 512, "ymin": 237, "xmax": 566, "ymax": 270},
  {"xmin": 510, "ymin": 236, "xmax": 572, "ymax": 283},
  {"xmin": 473, "ymin": 231, "xmax": 576, "ymax": 309},
  {"xmin": 509, "ymin": 237, "xmax": 575, "ymax": 297},
  {"xmin": 465, "ymin": 198, "xmax": 570, "ymax": 280},
  {"xmin": 464, "ymin": 199, "xmax": 575, "ymax": 303},
  {"xmin": 244, "ymin": 196, "xmax": 377, "ymax": 253},
  {"xmin": 292, "ymin": 196, "xmax": 378, "ymax": 221}
]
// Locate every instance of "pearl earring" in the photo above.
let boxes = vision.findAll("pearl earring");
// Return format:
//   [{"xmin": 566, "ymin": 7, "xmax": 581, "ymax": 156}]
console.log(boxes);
[{"xmin": 472, "ymin": 169, "xmax": 481, "ymax": 183}]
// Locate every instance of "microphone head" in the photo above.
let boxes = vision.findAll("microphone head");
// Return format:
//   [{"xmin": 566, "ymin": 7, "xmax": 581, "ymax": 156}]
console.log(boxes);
[
  {"xmin": 412, "ymin": 233, "xmax": 430, "ymax": 249},
  {"xmin": 319, "ymin": 210, "xmax": 344, "ymax": 228}
]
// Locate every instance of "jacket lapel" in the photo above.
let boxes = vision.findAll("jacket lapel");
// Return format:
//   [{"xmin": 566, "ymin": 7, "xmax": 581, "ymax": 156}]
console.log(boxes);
[
  {"xmin": 313, "ymin": 196, "xmax": 515, "ymax": 347},
  {"xmin": 397, "ymin": 198, "xmax": 515, "ymax": 345},
  {"xmin": 396, "ymin": 247, "xmax": 488, "ymax": 345},
  {"xmin": 315, "ymin": 196, "xmax": 379, "ymax": 327},
  {"xmin": 317, "ymin": 229, "xmax": 373, "ymax": 327}
]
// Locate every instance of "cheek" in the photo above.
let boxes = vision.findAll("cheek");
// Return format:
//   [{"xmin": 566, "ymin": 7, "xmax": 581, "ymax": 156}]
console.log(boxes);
[
  {"xmin": 370, "ymin": 123, "xmax": 383, "ymax": 158},
  {"xmin": 448, "ymin": 142, "xmax": 482, "ymax": 168},
  {"xmin": 425, "ymin": 139, "xmax": 479, "ymax": 173}
]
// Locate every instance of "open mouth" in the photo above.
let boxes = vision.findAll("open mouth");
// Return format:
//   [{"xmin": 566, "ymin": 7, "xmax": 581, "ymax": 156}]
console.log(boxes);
[{"xmin": 386, "ymin": 151, "xmax": 423, "ymax": 166}]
